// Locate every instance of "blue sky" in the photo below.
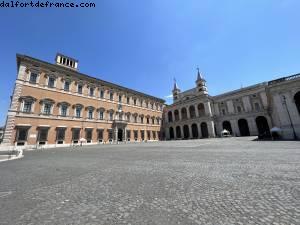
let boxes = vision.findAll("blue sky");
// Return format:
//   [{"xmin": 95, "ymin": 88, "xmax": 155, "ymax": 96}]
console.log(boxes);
[{"xmin": 1, "ymin": 0, "xmax": 300, "ymax": 125}]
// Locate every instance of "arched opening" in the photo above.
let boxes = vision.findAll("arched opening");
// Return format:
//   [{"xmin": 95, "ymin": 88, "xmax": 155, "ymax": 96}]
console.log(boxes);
[
  {"xmin": 222, "ymin": 121, "xmax": 232, "ymax": 134},
  {"xmin": 181, "ymin": 107, "xmax": 188, "ymax": 120},
  {"xmin": 183, "ymin": 125, "xmax": 189, "ymax": 139},
  {"xmin": 201, "ymin": 122, "xmax": 209, "ymax": 138},
  {"xmin": 189, "ymin": 105, "xmax": 196, "ymax": 118},
  {"xmin": 238, "ymin": 119, "xmax": 250, "ymax": 136},
  {"xmin": 294, "ymin": 91, "xmax": 300, "ymax": 114},
  {"xmin": 191, "ymin": 123, "xmax": 199, "ymax": 138},
  {"xmin": 174, "ymin": 110, "xmax": 180, "ymax": 121},
  {"xmin": 168, "ymin": 111, "xmax": 173, "ymax": 123},
  {"xmin": 169, "ymin": 127, "xmax": 174, "ymax": 140},
  {"xmin": 256, "ymin": 116, "xmax": 271, "ymax": 138},
  {"xmin": 198, "ymin": 103, "xmax": 205, "ymax": 117},
  {"xmin": 176, "ymin": 126, "xmax": 181, "ymax": 139}
]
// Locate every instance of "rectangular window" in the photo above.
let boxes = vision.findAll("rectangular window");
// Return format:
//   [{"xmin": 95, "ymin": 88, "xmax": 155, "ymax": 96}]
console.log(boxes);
[
  {"xmin": 89, "ymin": 88, "xmax": 94, "ymax": 97},
  {"xmin": 147, "ymin": 118, "xmax": 149, "ymax": 124},
  {"xmin": 23, "ymin": 101, "xmax": 32, "ymax": 113},
  {"xmin": 119, "ymin": 95, "xmax": 122, "ymax": 103},
  {"xmin": 16, "ymin": 128, "xmax": 28, "ymax": 142},
  {"xmin": 109, "ymin": 112, "xmax": 113, "ymax": 121},
  {"xmin": 100, "ymin": 90, "xmax": 104, "ymax": 98},
  {"xmin": 88, "ymin": 110, "xmax": 93, "ymax": 119},
  {"xmin": 72, "ymin": 129, "xmax": 80, "ymax": 142},
  {"xmin": 56, "ymin": 128, "xmax": 65, "ymax": 143},
  {"xmin": 110, "ymin": 92, "xmax": 113, "ymax": 101},
  {"xmin": 126, "ymin": 130, "xmax": 131, "ymax": 140},
  {"xmin": 134, "ymin": 116, "xmax": 137, "ymax": 123},
  {"xmin": 134, "ymin": 99, "xmax": 137, "ymax": 106},
  {"xmin": 38, "ymin": 128, "xmax": 49, "ymax": 144},
  {"xmin": 127, "ymin": 114, "xmax": 130, "ymax": 122},
  {"xmin": 43, "ymin": 103, "xmax": 52, "ymax": 115},
  {"xmin": 76, "ymin": 107, "xmax": 81, "ymax": 118},
  {"xmin": 152, "ymin": 118, "xmax": 155, "ymax": 124},
  {"xmin": 127, "ymin": 97, "xmax": 130, "ymax": 104},
  {"xmin": 64, "ymin": 81, "xmax": 70, "ymax": 91},
  {"xmin": 147, "ymin": 131, "xmax": 151, "ymax": 140},
  {"xmin": 48, "ymin": 77, "xmax": 55, "ymax": 88},
  {"xmin": 141, "ymin": 117, "xmax": 144, "ymax": 124},
  {"xmin": 98, "ymin": 129, "xmax": 103, "ymax": 140},
  {"xmin": 99, "ymin": 111, "xmax": 104, "ymax": 120},
  {"xmin": 29, "ymin": 73, "xmax": 38, "ymax": 83},
  {"xmin": 78, "ymin": 85, "xmax": 83, "ymax": 94},
  {"xmin": 61, "ymin": 105, "xmax": 67, "ymax": 116},
  {"xmin": 86, "ymin": 129, "xmax": 92, "ymax": 143}
]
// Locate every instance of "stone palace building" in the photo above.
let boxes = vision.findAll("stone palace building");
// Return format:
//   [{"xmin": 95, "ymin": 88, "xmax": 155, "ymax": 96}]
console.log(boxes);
[
  {"xmin": 163, "ymin": 69, "xmax": 300, "ymax": 140},
  {"xmin": 1, "ymin": 54, "xmax": 300, "ymax": 149},
  {"xmin": 2, "ymin": 54, "xmax": 165, "ymax": 148}
]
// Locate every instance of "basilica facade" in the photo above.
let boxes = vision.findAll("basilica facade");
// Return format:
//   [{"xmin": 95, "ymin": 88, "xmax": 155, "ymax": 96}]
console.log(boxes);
[
  {"xmin": 163, "ymin": 70, "xmax": 300, "ymax": 140},
  {"xmin": 2, "ymin": 54, "xmax": 165, "ymax": 148}
]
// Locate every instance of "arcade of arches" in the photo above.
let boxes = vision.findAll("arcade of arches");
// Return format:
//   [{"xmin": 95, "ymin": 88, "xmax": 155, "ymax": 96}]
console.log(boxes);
[{"xmin": 167, "ymin": 121, "xmax": 213, "ymax": 140}]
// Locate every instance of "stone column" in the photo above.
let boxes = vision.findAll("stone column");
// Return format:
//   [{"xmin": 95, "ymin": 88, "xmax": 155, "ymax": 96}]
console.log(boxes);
[
  {"xmin": 231, "ymin": 120, "xmax": 240, "ymax": 137},
  {"xmin": 179, "ymin": 109, "xmax": 182, "ymax": 120},
  {"xmin": 188, "ymin": 124, "xmax": 193, "ymax": 139},
  {"xmin": 165, "ymin": 127, "xmax": 170, "ymax": 140},
  {"xmin": 114, "ymin": 128, "xmax": 118, "ymax": 142},
  {"xmin": 124, "ymin": 128, "xmax": 127, "ymax": 141},
  {"xmin": 180, "ymin": 125, "xmax": 184, "ymax": 139},
  {"xmin": 204, "ymin": 102, "xmax": 212, "ymax": 116},
  {"xmin": 173, "ymin": 127, "xmax": 177, "ymax": 139},
  {"xmin": 187, "ymin": 107, "xmax": 191, "ymax": 119},
  {"xmin": 195, "ymin": 104, "xmax": 199, "ymax": 117},
  {"xmin": 207, "ymin": 121, "xmax": 215, "ymax": 138},
  {"xmin": 198, "ymin": 123, "xmax": 202, "ymax": 138},
  {"xmin": 247, "ymin": 117, "xmax": 258, "ymax": 136}
]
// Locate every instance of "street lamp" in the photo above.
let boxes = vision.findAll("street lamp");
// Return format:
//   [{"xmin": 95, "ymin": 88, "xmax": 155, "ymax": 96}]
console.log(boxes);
[{"xmin": 282, "ymin": 95, "xmax": 298, "ymax": 140}]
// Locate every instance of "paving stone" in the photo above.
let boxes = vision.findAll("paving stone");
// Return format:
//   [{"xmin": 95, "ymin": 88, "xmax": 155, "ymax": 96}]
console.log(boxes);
[{"xmin": 0, "ymin": 137, "xmax": 299, "ymax": 224}]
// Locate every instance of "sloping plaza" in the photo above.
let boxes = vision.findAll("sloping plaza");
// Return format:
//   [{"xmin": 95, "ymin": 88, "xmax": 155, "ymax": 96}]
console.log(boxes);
[{"xmin": 0, "ymin": 138, "xmax": 299, "ymax": 225}]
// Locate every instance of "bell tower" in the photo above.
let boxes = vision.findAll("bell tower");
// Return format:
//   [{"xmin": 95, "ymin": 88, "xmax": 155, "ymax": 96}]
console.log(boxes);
[
  {"xmin": 172, "ymin": 78, "xmax": 181, "ymax": 102},
  {"xmin": 195, "ymin": 68, "xmax": 208, "ymax": 95}
]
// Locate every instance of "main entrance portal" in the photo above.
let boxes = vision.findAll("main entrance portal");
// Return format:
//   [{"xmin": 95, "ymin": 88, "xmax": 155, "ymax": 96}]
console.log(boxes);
[{"xmin": 118, "ymin": 129, "xmax": 123, "ymax": 141}]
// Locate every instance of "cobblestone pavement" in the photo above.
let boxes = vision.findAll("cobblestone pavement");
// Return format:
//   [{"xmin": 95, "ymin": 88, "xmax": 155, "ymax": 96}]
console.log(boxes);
[{"xmin": 0, "ymin": 137, "xmax": 299, "ymax": 225}]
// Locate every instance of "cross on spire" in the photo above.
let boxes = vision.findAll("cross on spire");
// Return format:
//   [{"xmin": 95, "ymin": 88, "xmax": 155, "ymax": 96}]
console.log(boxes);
[
  {"xmin": 173, "ymin": 77, "xmax": 179, "ymax": 90},
  {"xmin": 196, "ymin": 67, "xmax": 203, "ymax": 80}
]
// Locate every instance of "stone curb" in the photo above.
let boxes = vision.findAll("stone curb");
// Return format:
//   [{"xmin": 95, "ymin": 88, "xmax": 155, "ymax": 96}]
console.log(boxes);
[{"xmin": 0, "ymin": 150, "xmax": 24, "ymax": 162}]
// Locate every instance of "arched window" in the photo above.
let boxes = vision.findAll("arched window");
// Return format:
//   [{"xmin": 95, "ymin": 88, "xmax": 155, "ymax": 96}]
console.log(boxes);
[{"xmin": 181, "ymin": 107, "xmax": 187, "ymax": 120}]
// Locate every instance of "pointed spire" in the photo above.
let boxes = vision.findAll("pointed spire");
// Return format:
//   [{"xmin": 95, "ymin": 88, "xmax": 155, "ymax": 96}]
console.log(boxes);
[
  {"xmin": 173, "ymin": 77, "xmax": 179, "ymax": 90},
  {"xmin": 196, "ymin": 67, "xmax": 203, "ymax": 80}
]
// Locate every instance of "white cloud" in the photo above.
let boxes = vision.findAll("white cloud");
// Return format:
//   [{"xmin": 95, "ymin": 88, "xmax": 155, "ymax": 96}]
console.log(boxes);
[{"xmin": 164, "ymin": 94, "xmax": 173, "ymax": 99}]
